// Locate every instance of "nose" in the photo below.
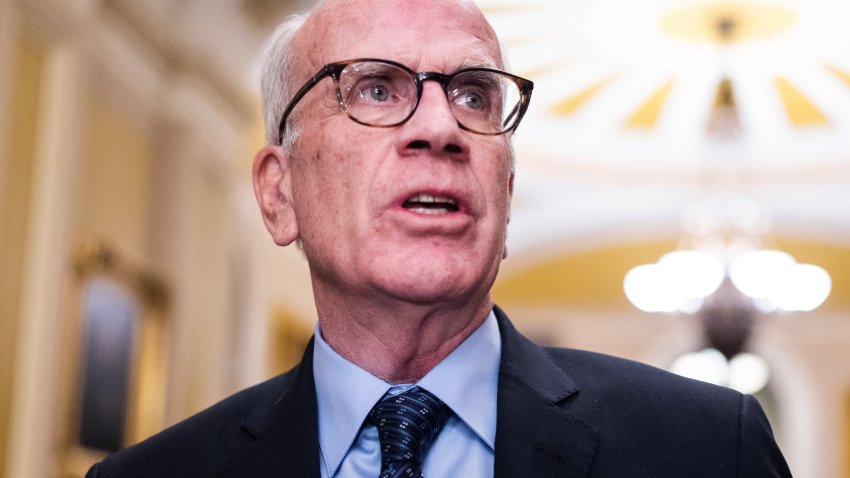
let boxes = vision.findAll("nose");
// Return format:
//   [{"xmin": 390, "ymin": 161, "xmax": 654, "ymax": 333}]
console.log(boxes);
[{"xmin": 396, "ymin": 81, "xmax": 468, "ymax": 158}]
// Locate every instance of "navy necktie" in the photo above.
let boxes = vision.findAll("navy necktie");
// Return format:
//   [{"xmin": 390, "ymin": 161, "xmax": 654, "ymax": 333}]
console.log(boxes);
[{"xmin": 367, "ymin": 386, "xmax": 453, "ymax": 478}]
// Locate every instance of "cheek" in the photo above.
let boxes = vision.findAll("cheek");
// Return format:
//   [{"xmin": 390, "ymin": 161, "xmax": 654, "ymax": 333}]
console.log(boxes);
[
  {"xmin": 291, "ymin": 131, "xmax": 380, "ymax": 236},
  {"xmin": 482, "ymin": 147, "xmax": 514, "ymax": 212},
  {"xmin": 289, "ymin": 138, "xmax": 342, "ymax": 238}
]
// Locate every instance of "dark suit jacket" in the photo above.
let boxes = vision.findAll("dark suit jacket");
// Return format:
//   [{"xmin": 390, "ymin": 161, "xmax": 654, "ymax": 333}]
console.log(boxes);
[{"xmin": 87, "ymin": 306, "xmax": 792, "ymax": 477}]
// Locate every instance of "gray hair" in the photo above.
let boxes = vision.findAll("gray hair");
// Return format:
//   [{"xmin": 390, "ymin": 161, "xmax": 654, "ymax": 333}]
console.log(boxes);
[{"xmin": 260, "ymin": 14, "xmax": 308, "ymax": 148}]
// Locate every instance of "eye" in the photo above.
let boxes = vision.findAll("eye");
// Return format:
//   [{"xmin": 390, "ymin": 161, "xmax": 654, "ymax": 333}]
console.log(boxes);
[
  {"xmin": 348, "ymin": 77, "xmax": 402, "ymax": 106},
  {"xmin": 448, "ymin": 70, "xmax": 504, "ymax": 115},
  {"xmin": 450, "ymin": 84, "xmax": 491, "ymax": 112},
  {"xmin": 456, "ymin": 91, "xmax": 486, "ymax": 110},
  {"xmin": 339, "ymin": 62, "xmax": 414, "ymax": 113},
  {"xmin": 361, "ymin": 83, "xmax": 391, "ymax": 102}
]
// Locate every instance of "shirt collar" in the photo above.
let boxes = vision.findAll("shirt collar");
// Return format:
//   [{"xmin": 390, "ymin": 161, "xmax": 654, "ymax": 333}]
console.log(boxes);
[
  {"xmin": 417, "ymin": 312, "xmax": 500, "ymax": 449},
  {"xmin": 313, "ymin": 311, "xmax": 501, "ymax": 477}
]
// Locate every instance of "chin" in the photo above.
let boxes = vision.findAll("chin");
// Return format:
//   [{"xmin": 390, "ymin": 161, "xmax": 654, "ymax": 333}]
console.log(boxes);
[
  {"xmin": 383, "ymin": 283, "xmax": 481, "ymax": 307},
  {"xmin": 368, "ymin": 255, "xmax": 497, "ymax": 306}
]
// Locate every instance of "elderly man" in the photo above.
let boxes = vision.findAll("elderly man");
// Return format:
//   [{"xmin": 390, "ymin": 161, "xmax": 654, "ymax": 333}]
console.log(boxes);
[{"xmin": 87, "ymin": 0, "xmax": 792, "ymax": 476}]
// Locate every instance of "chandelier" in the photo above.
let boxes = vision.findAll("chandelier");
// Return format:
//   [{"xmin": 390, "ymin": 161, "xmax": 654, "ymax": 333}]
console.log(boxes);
[
  {"xmin": 621, "ymin": 10, "xmax": 832, "ymax": 394},
  {"xmin": 623, "ymin": 194, "xmax": 832, "ymax": 315}
]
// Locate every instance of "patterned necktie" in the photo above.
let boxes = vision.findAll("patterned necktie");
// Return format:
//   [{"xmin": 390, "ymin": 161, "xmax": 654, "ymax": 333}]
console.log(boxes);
[{"xmin": 367, "ymin": 386, "xmax": 453, "ymax": 478}]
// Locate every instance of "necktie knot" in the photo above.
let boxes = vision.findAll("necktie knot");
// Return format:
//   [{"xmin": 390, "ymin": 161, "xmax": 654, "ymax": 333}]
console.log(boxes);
[{"xmin": 367, "ymin": 386, "xmax": 452, "ymax": 478}]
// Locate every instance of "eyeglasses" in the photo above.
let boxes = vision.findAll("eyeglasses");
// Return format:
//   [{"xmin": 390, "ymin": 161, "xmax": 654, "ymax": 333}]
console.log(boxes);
[{"xmin": 277, "ymin": 58, "xmax": 534, "ymax": 144}]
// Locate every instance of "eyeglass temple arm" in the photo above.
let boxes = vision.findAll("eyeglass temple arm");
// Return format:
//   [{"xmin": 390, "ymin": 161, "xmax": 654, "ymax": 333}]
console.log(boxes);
[
  {"xmin": 503, "ymin": 103, "xmax": 520, "ymax": 128},
  {"xmin": 504, "ymin": 83, "xmax": 533, "ymax": 129},
  {"xmin": 278, "ymin": 65, "xmax": 340, "ymax": 144}
]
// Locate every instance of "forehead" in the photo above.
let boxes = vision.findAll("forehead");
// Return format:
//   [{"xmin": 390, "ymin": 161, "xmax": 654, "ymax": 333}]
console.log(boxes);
[{"xmin": 297, "ymin": 0, "xmax": 502, "ymax": 73}]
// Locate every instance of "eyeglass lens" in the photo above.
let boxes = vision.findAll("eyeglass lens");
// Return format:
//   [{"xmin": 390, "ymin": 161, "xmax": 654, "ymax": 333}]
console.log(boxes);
[{"xmin": 335, "ymin": 61, "xmax": 522, "ymax": 134}]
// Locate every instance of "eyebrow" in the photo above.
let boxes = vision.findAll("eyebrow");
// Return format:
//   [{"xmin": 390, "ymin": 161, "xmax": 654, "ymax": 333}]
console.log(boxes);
[
  {"xmin": 450, "ymin": 40, "xmax": 502, "ymax": 71},
  {"xmin": 456, "ymin": 58, "xmax": 500, "ymax": 70}
]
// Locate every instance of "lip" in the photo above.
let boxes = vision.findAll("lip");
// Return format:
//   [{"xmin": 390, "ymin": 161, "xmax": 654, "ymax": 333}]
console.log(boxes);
[
  {"xmin": 387, "ymin": 186, "xmax": 476, "ymax": 232},
  {"xmin": 394, "ymin": 186, "xmax": 470, "ymax": 213}
]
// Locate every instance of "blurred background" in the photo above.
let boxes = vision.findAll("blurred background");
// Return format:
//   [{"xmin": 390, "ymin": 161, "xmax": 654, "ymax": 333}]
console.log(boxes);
[{"xmin": 1, "ymin": 0, "xmax": 848, "ymax": 476}]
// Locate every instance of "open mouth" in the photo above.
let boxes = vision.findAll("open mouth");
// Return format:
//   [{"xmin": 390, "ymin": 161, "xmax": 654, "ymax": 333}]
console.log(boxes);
[{"xmin": 402, "ymin": 193, "xmax": 460, "ymax": 215}]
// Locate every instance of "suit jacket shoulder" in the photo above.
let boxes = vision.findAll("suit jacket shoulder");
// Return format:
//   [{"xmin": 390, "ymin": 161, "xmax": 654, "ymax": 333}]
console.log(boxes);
[
  {"xmin": 86, "ymin": 344, "xmax": 318, "ymax": 478},
  {"xmin": 492, "ymin": 305, "xmax": 792, "ymax": 478}
]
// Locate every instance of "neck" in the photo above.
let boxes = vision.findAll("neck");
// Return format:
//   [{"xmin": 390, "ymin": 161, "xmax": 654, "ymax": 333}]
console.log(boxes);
[{"xmin": 314, "ymin": 289, "xmax": 493, "ymax": 383}]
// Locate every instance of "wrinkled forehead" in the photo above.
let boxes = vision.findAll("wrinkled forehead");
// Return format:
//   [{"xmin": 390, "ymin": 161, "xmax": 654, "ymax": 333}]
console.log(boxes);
[{"xmin": 293, "ymin": 0, "xmax": 502, "ymax": 77}]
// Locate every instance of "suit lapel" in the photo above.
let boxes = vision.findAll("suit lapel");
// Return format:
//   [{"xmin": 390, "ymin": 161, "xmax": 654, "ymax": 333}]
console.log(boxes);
[
  {"xmin": 494, "ymin": 307, "xmax": 599, "ymax": 478},
  {"xmin": 215, "ymin": 310, "xmax": 599, "ymax": 478},
  {"xmin": 216, "ymin": 340, "xmax": 321, "ymax": 478}
]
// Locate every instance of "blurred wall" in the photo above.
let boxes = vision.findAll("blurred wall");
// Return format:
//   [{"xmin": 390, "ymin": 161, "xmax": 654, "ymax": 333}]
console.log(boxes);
[{"xmin": 0, "ymin": 0, "xmax": 313, "ymax": 475}]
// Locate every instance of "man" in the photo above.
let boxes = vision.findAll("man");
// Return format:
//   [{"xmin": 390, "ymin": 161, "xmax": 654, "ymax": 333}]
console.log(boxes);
[{"xmin": 87, "ymin": 0, "xmax": 792, "ymax": 476}]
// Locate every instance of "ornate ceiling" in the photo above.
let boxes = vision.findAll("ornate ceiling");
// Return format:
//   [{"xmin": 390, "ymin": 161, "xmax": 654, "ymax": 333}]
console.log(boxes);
[
  {"xmin": 481, "ymin": 0, "xmax": 850, "ymax": 172},
  {"xmin": 471, "ymin": 1, "xmax": 850, "ymax": 260}
]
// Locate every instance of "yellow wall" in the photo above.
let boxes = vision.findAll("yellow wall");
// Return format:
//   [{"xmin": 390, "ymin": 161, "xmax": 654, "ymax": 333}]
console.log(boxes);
[
  {"xmin": 494, "ymin": 237, "xmax": 850, "ymax": 311},
  {"xmin": 0, "ymin": 33, "xmax": 45, "ymax": 476},
  {"xmin": 494, "ymin": 239, "xmax": 678, "ymax": 310},
  {"xmin": 78, "ymin": 98, "xmax": 155, "ymax": 259}
]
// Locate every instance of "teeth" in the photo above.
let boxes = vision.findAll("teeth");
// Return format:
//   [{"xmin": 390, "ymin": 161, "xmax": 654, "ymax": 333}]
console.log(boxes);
[
  {"xmin": 403, "ymin": 193, "xmax": 459, "ymax": 215},
  {"xmin": 406, "ymin": 194, "xmax": 457, "ymax": 205},
  {"xmin": 407, "ymin": 206, "xmax": 447, "ymax": 215}
]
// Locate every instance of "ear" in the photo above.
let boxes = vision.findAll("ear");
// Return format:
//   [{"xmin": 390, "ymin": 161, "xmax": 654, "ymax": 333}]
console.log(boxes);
[{"xmin": 252, "ymin": 145, "xmax": 299, "ymax": 246}]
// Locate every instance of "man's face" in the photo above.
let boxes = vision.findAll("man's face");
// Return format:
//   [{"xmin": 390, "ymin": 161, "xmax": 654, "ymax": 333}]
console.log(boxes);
[{"xmin": 282, "ymin": 0, "xmax": 513, "ymax": 307}]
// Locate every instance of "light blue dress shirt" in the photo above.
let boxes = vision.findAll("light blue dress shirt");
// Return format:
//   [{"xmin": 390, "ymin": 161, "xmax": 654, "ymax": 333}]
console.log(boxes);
[{"xmin": 313, "ymin": 311, "xmax": 501, "ymax": 477}]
